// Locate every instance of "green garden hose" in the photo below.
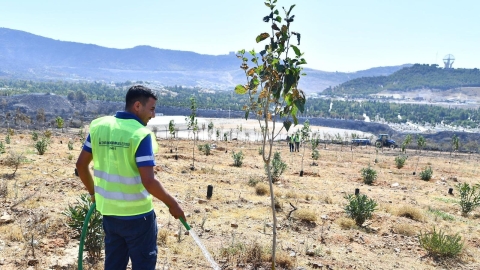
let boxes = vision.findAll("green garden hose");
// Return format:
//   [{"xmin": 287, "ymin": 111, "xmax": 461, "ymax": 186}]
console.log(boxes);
[
  {"xmin": 78, "ymin": 203, "xmax": 190, "ymax": 269},
  {"xmin": 78, "ymin": 202, "xmax": 96, "ymax": 270}
]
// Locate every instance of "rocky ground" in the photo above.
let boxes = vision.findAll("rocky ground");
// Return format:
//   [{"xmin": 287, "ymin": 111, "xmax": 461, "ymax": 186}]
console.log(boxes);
[{"xmin": 0, "ymin": 126, "xmax": 480, "ymax": 269}]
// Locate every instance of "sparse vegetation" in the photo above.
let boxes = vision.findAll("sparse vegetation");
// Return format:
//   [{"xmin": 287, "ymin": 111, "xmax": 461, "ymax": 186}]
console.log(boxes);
[
  {"xmin": 419, "ymin": 227, "xmax": 463, "ymax": 258},
  {"xmin": 395, "ymin": 205, "xmax": 424, "ymax": 222},
  {"xmin": 255, "ymin": 183, "xmax": 269, "ymax": 196},
  {"xmin": 395, "ymin": 155, "xmax": 407, "ymax": 169},
  {"xmin": 269, "ymin": 152, "xmax": 287, "ymax": 182},
  {"xmin": 3, "ymin": 151, "xmax": 25, "ymax": 178},
  {"xmin": 34, "ymin": 138, "xmax": 49, "ymax": 155},
  {"xmin": 344, "ymin": 194, "xmax": 378, "ymax": 226},
  {"xmin": 419, "ymin": 166, "xmax": 433, "ymax": 181},
  {"xmin": 361, "ymin": 165, "xmax": 377, "ymax": 185},
  {"xmin": 456, "ymin": 182, "xmax": 480, "ymax": 216},
  {"xmin": 232, "ymin": 151, "xmax": 244, "ymax": 167},
  {"xmin": 295, "ymin": 208, "xmax": 317, "ymax": 223},
  {"xmin": 63, "ymin": 194, "xmax": 104, "ymax": 260}
]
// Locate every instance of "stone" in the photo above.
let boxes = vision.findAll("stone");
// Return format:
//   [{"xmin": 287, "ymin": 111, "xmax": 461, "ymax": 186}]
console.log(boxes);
[
  {"xmin": 231, "ymin": 223, "xmax": 238, "ymax": 228},
  {"xmin": 306, "ymin": 249, "xmax": 315, "ymax": 256},
  {"xmin": 198, "ymin": 199, "xmax": 208, "ymax": 204},
  {"xmin": 391, "ymin": 183, "xmax": 399, "ymax": 187},
  {"xmin": 0, "ymin": 213, "xmax": 13, "ymax": 224}
]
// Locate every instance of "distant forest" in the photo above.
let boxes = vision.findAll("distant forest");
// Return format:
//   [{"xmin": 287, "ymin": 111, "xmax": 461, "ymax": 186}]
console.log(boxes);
[
  {"xmin": 0, "ymin": 78, "xmax": 479, "ymax": 129},
  {"xmin": 323, "ymin": 64, "xmax": 480, "ymax": 96}
]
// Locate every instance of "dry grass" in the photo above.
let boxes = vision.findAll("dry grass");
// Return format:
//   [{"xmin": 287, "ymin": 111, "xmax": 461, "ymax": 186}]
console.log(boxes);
[
  {"xmin": 394, "ymin": 205, "xmax": 425, "ymax": 222},
  {"xmin": 335, "ymin": 217, "xmax": 357, "ymax": 230},
  {"xmin": 255, "ymin": 183, "xmax": 269, "ymax": 196},
  {"xmin": 393, "ymin": 223, "xmax": 418, "ymax": 237},
  {"xmin": 294, "ymin": 208, "xmax": 317, "ymax": 222},
  {"xmin": 1, "ymin": 127, "xmax": 480, "ymax": 269}
]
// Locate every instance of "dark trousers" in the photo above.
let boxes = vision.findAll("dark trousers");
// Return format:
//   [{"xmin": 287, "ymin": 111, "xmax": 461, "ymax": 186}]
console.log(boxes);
[
  {"xmin": 295, "ymin": 142, "xmax": 300, "ymax": 152},
  {"xmin": 289, "ymin": 143, "xmax": 294, "ymax": 152},
  {"xmin": 103, "ymin": 211, "xmax": 158, "ymax": 270}
]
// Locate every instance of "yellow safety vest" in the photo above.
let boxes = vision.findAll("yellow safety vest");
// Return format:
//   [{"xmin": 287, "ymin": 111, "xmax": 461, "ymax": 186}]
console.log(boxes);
[{"xmin": 90, "ymin": 116, "xmax": 158, "ymax": 216}]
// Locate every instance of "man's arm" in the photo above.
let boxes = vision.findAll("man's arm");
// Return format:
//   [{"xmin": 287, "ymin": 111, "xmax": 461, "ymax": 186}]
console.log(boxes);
[
  {"xmin": 138, "ymin": 166, "xmax": 185, "ymax": 221},
  {"xmin": 76, "ymin": 149, "xmax": 95, "ymax": 201}
]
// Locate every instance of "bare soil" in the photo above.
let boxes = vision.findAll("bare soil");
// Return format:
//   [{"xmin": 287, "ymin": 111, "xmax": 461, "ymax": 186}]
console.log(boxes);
[{"xmin": 1, "ymin": 128, "xmax": 480, "ymax": 270}]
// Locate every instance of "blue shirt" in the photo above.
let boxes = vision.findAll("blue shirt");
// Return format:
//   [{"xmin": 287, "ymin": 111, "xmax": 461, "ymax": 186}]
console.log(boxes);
[{"xmin": 83, "ymin": 111, "xmax": 156, "ymax": 168}]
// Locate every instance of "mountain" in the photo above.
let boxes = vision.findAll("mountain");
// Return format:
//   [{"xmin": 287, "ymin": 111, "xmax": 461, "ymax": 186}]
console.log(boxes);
[
  {"xmin": 0, "ymin": 27, "xmax": 408, "ymax": 93},
  {"xmin": 324, "ymin": 64, "xmax": 480, "ymax": 96}
]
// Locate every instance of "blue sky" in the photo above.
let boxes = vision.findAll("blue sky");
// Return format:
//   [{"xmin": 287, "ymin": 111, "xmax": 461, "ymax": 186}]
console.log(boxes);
[{"xmin": 1, "ymin": 0, "xmax": 478, "ymax": 72}]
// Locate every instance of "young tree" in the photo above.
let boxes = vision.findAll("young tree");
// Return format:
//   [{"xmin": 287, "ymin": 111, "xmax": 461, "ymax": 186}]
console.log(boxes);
[
  {"xmin": 207, "ymin": 121, "xmax": 214, "ymax": 141},
  {"xmin": 185, "ymin": 96, "xmax": 199, "ymax": 169},
  {"xmin": 168, "ymin": 120, "xmax": 176, "ymax": 152},
  {"xmin": 56, "ymin": 116, "xmax": 64, "ymax": 132},
  {"xmin": 452, "ymin": 134, "xmax": 460, "ymax": 157},
  {"xmin": 300, "ymin": 119, "xmax": 311, "ymax": 174},
  {"xmin": 234, "ymin": 1, "xmax": 306, "ymax": 267}
]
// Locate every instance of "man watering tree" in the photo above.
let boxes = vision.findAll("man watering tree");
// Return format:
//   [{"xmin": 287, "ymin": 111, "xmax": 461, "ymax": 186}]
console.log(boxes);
[{"xmin": 76, "ymin": 85, "xmax": 185, "ymax": 270}]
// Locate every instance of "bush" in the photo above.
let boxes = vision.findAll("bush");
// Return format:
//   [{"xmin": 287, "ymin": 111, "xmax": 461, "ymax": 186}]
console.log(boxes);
[
  {"xmin": 344, "ymin": 194, "xmax": 377, "ymax": 226},
  {"xmin": 311, "ymin": 149, "xmax": 320, "ymax": 160},
  {"xmin": 0, "ymin": 141, "xmax": 5, "ymax": 154},
  {"xmin": 419, "ymin": 227, "xmax": 463, "ymax": 257},
  {"xmin": 361, "ymin": 165, "xmax": 377, "ymax": 185},
  {"xmin": 456, "ymin": 182, "xmax": 480, "ymax": 215},
  {"xmin": 68, "ymin": 140, "xmax": 74, "ymax": 151},
  {"xmin": 5, "ymin": 134, "xmax": 10, "ymax": 144},
  {"xmin": 258, "ymin": 147, "xmax": 263, "ymax": 155},
  {"xmin": 63, "ymin": 194, "xmax": 104, "ymax": 259},
  {"xmin": 248, "ymin": 177, "xmax": 260, "ymax": 187},
  {"xmin": 267, "ymin": 152, "xmax": 287, "ymax": 182},
  {"xmin": 420, "ymin": 166, "xmax": 433, "ymax": 181},
  {"xmin": 35, "ymin": 138, "xmax": 49, "ymax": 155},
  {"xmin": 31, "ymin": 131, "xmax": 38, "ymax": 141},
  {"xmin": 295, "ymin": 208, "xmax": 317, "ymax": 222},
  {"xmin": 336, "ymin": 217, "xmax": 357, "ymax": 230},
  {"xmin": 232, "ymin": 151, "xmax": 244, "ymax": 167},
  {"xmin": 395, "ymin": 205, "xmax": 424, "ymax": 222},
  {"xmin": 198, "ymin": 143, "xmax": 211, "ymax": 156},
  {"xmin": 44, "ymin": 130, "xmax": 52, "ymax": 139},
  {"xmin": 394, "ymin": 155, "xmax": 407, "ymax": 169},
  {"xmin": 4, "ymin": 151, "xmax": 24, "ymax": 178},
  {"xmin": 255, "ymin": 183, "xmax": 269, "ymax": 196}
]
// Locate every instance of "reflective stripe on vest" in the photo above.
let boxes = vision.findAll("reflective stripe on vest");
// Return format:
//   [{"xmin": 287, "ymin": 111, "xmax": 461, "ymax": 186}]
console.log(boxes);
[{"xmin": 90, "ymin": 116, "xmax": 154, "ymax": 216}]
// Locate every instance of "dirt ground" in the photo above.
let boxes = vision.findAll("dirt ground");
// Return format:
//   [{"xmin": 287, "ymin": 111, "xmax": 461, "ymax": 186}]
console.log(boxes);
[{"xmin": 0, "ymin": 126, "xmax": 480, "ymax": 270}]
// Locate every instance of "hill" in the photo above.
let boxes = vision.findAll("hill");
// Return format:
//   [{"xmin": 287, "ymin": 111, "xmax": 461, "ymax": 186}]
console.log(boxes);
[
  {"xmin": 0, "ymin": 28, "xmax": 407, "ymax": 93},
  {"xmin": 323, "ymin": 64, "xmax": 480, "ymax": 96}
]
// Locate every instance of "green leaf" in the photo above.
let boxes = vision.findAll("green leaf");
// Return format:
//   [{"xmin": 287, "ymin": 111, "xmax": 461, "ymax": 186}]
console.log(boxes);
[
  {"xmin": 256, "ymin": 33, "xmax": 270, "ymax": 43},
  {"xmin": 291, "ymin": 45, "xmax": 301, "ymax": 57},
  {"xmin": 286, "ymin": 4, "xmax": 296, "ymax": 16},
  {"xmin": 283, "ymin": 120, "xmax": 292, "ymax": 131},
  {"xmin": 292, "ymin": 112, "xmax": 298, "ymax": 125},
  {"xmin": 275, "ymin": 16, "xmax": 282, "ymax": 23},
  {"xmin": 235, "ymin": 84, "xmax": 247, "ymax": 95},
  {"xmin": 284, "ymin": 93, "xmax": 293, "ymax": 105}
]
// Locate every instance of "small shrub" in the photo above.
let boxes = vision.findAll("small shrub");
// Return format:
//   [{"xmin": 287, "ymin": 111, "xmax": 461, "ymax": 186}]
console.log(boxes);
[
  {"xmin": 248, "ymin": 177, "xmax": 260, "ymax": 187},
  {"xmin": 285, "ymin": 191, "xmax": 298, "ymax": 199},
  {"xmin": 295, "ymin": 208, "xmax": 317, "ymax": 222},
  {"xmin": 335, "ymin": 217, "xmax": 357, "ymax": 230},
  {"xmin": 4, "ymin": 151, "xmax": 25, "ymax": 178},
  {"xmin": 157, "ymin": 228, "xmax": 170, "ymax": 247},
  {"xmin": 31, "ymin": 131, "xmax": 38, "ymax": 141},
  {"xmin": 311, "ymin": 149, "xmax": 320, "ymax": 160},
  {"xmin": 395, "ymin": 205, "xmax": 424, "ymax": 222},
  {"xmin": 420, "ymin": 166, "xmax": 433, "ymax": 181},
  {"xmin": 232, "ymin": 151, "xmax": 244, "ymax": 167},
  {"xmin": 275, "ymin": 251, "xmax": 295, "ymax": 269},
  {"xmin": 67, "ymin": 140, "xmax": 74, "ymax": 150},
  {"xmin": 68, "ymin": 154, "xmax": 74, "ymax": 160},
  {"xmin": 258, "ymin": 147, "xmax": 263, "ymax": 155},
  {"xmin": 0, "ymin": 141, "xmax": 5, "ymax": 154},
  {"xmin": 255, "ymin": 183, "xmax": 269, "ymax": 196},
  {"xmin": 267, "ymin": 152, "xmax": 287, "ymax": 182},
  {"xmin": 418, "ymin": 227, "xmax": 463, "ymax": 257},
  {"xmin": 394, "ymin": 155, "xmax": 407, "ymax": 169},
  {"xmin": 5, "ymin": 134, "xmax": 10, "ymax": 144},
  {"xmin": 393, "ymin": 223, "xmax": 417, "ymax": 237},
  {"xmin": 456, "ymin": 182, "xmax": 480, "ymax": 215},
  {"xmin": 44, "ymin": 130, "xmax": 52, "ymax": 139},
  {"xmin": 361, "ymin": 165, "xmax": 377, "ymax": 185},
  {"xmin": 35, "ymin": 138, "xmax": 49, "ymax": 155},
  {"xmin": 344, "ymin": 194, "xmax": 377, "ymax": 226},
  {"xmin": 7, "ymin": 128, "xmax": 14, "ymax": 136},
  {"xmin": 63, "ymin": 194, "xmax": 104, "ymax": 259}
]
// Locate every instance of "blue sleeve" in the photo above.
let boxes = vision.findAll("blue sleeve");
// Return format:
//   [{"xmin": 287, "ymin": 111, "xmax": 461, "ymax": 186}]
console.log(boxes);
[
  {"xmin": 136, "ymin": 134, "xmax": 156, "ymax": 167},
  {"xmin": 82, "ymin": 134, "xmax": 92, "ymax": 153}
]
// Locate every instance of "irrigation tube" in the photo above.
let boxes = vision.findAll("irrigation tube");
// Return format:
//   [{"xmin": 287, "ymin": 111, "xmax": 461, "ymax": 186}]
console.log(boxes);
[
  {"xmin": 78, "ymin": 203, "xmax": 190, "ymax": 269},
  {"xmin": 78, "ymin": 202, "xmax": 96, "ymax": 270}
]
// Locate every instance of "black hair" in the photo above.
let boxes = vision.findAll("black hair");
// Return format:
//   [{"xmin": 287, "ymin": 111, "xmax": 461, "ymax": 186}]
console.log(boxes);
[{"xmin": 125, "ymin": 85, "xmax": 158, "ymax": 110}]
